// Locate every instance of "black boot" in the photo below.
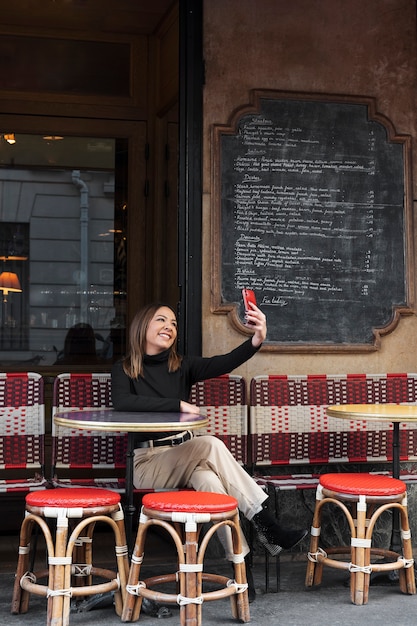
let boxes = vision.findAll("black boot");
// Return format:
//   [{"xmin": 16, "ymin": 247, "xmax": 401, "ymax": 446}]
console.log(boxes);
[
  {"xmin": 245, "ymin": 555, "xmax": 256, "ymax": 603},
  {"xmin": 252, "ymin": 504, "xmax": 308, "ymax": 557}
]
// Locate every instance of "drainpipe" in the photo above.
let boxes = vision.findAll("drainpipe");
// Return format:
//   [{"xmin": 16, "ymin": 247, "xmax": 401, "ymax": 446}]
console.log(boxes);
[{"xmin": 72, "ymin": 170, "xmax": 89, "ymax": 323}]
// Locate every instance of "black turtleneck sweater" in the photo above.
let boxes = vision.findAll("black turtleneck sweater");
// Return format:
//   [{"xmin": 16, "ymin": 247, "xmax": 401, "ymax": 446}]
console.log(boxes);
[{"xmin": 111, "ymin": 338, "xmax": 259, "ymax": 441}]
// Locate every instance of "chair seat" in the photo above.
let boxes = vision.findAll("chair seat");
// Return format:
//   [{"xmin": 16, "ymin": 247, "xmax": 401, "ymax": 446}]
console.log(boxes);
[
  {"xmin": 319, "ymin": 473, "xmax": 406, "ymax": 496},
  {"xmin": 142, "ymin": 490, "xmax": 238, "ymax": 513},
  {"xmin": 26, "ymin": 486, "xmax": 121, "ymax": 508}
]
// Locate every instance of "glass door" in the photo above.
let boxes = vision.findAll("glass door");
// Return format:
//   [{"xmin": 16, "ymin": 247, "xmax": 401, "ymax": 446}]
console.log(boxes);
[{"xmin": 0, "ymin": 132, "xmax": 129, "ymax": 369}]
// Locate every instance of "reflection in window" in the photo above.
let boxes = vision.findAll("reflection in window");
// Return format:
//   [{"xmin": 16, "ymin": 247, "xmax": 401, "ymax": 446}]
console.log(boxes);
[
  {"xmin": 0, "ymin": 134, "xmax": 127, "ymax": 368},
  {"xmin": 0, "ymin": 222, "xmax": 28, "ymax": 351}
]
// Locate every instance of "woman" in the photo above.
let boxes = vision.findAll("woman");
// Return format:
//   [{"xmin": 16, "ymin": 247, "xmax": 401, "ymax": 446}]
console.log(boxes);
[{"xmin": 111, "ymin": 302, "xmax": 307, "ymax": 600}]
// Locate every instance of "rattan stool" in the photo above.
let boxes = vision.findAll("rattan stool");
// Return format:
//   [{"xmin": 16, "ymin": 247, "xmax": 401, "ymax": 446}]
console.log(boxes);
[
  {"xmin": 305, "ymin": 473, "xmax": 416, "ymax": 605},
  {"xmin": 11, "ymin": 487, "xmax": 129, "ymax": 626},
  {"xmin": 122, "ymin": 491, "xmax": 250, "ymax": 625}
]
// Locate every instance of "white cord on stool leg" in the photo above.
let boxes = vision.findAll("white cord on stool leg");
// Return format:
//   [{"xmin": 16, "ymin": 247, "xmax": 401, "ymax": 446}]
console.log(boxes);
[
  {"xmin": 307, "ymin": 547, "xmax": 327, "ymax": 562},
  {"xmin": 71, "ymin": 564, "xmax": 92, "ymax": 577},
  {"xmin": 348, "ymin": 563, "xmax": 373, "ymax": 574},
  {"xmin": 351, "ymin": 538, "xmax": 372, "ymax": 548},
  {"xmin": 177, "ymin": 594, "xmax": 204, "ymax": 606},
  {"xmin": 126, "ymin": 581, "xmax": 146, "ymax": 596},
  {"xmin": 20, "ymin": 571, "xmax": 36, "ymax": 585},
  {"xmin": 179, "ymin": 563, "xmax": 203, "ymax": 572},
  {"xmin": 47, "ymin": 587, "xmax": 73, "ymax": 598},
  {"xmin": 131, "ymin": 553, "xmax": 144, "ymax": 565},
  {"xmin": 48, "ymin": 556, "xmax": 72, "ymax": 565},
  {"xmin": 227, "ymin": 579, "xmax": 248, "ymax": 594},
  {"xmin": 115, "ymin": 544, "xmax": 128, "ymax": 557}
]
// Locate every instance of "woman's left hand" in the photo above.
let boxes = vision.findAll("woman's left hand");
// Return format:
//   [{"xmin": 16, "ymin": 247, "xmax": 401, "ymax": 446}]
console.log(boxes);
[{"xmin": 245, "ymin": 303, "xmax": 267, "ymax": 347}]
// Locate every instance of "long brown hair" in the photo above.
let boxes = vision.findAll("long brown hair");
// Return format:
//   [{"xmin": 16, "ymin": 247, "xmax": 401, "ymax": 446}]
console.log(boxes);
[{"xmin": 122, "ymin": 303, "xmax": 182, "ymax": 379}]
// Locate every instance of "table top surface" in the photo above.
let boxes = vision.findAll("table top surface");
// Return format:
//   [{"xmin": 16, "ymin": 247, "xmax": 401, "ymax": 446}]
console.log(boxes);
[
  {"xmin": 327, "ymin": 403, "xmax": 417, "ymax": 422},
  {"xmin": 54, "ymin": 409, "xmax": 209, "ymax": 432}
]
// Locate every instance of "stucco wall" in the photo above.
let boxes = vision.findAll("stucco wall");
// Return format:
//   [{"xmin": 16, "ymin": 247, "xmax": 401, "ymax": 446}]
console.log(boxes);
[{"xmin": 202, "ymin": 0, "xmax": 417, "ymax": 379}]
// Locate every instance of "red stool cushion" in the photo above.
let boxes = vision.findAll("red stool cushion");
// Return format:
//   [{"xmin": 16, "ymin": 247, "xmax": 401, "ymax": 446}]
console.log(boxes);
[
  {"xmin": 26, "ymin": 487, "xmax": 121, "ymax": 508},
  {"xmin": 319, "ymin": 473, "xmax": 406, "ymax": 496},
  {"xmin": 142, "ymin": 491, "xmax": 238, "ymax": 513}
]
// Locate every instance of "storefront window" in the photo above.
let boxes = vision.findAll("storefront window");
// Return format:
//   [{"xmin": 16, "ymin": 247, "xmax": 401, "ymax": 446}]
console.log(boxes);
[{"xmin": 0, "ymin": 133, "xmax": 127, "ymax": 369}]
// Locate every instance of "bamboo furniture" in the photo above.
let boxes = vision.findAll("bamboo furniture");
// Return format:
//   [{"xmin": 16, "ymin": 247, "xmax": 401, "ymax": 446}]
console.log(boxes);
[
  {"xmin": 122, "ymin": 491, "xmax": 250, "ymax": 625},
  {"xmin": 11, "ymin": 487, "xmax": 129, "ymax": 626},
  {"xmin": 305, "ymin": 472, "xmax": 415, "ymax": 604}
]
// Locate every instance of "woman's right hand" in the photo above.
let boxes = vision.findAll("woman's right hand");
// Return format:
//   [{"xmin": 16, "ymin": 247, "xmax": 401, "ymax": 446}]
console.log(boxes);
[
  {"xmin": 246, "ymin": 302, "xmax": 267, "ymax": 347},
  {"xmin": 180, "ymin": 400, "xmax": 201, "ymax": 414}
]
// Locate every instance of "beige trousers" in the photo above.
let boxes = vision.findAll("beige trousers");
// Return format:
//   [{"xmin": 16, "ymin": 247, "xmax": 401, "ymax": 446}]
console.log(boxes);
[{"xmin": 133, "ymin": 434, "xmax": 267, "ymax": 559}]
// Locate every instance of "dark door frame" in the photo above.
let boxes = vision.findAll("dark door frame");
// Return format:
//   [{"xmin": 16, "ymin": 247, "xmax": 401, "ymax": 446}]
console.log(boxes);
[{"xmin": 178, "ymin": 0, "xmax": 203, "ymax": 355}]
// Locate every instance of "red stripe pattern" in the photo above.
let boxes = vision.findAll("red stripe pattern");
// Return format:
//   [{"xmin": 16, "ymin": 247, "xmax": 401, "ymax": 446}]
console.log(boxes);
[
  {"xmin": 250, "ymin": 373, "xmax": 417, "ymax": 466},
  {"xmin": 189, "ymin": 375, "xmax": 248, "ymax": 465},
  {"xmin": 0, "ymin": 372, "xmax": 46, "ymax": 492},
  {"xmin": 51, "ymin": 373, "xmax": 127, "ymax": 490},
  {"xmin": 52, "ymin": 373, "xmax": 248, "ymax": 492}
]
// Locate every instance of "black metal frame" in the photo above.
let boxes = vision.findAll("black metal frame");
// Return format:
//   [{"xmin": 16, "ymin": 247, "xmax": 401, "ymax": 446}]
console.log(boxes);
[{"xmin": 178, "ymin": 0, "xmax": 203, "ymax": 355}]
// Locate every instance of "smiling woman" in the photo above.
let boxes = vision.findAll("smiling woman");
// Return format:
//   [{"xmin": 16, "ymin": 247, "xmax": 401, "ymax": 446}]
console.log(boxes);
[
  {"xmin": 111, "ymin": 301, "xmax": 266, "ymax": 416},
  {"xmin": 110, "ymin": 300, "xmax": 307, "ymax": 602},
  {"xmin": 145, "ymin": 306, "xmax": 178, "ymax": 355}
]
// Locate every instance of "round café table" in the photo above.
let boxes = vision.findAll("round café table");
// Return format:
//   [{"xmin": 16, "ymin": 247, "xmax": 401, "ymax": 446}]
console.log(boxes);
[
  {"xmin": 53, "ymin": 409, "xmax": 209, "ymax": 549},
  {"xmin": 326, "ymin": 403, "xmax": 417, "ymax": 559},
  {"xmin": 326, "ymin": 403, "xmax": 417, "ymax": 479}
]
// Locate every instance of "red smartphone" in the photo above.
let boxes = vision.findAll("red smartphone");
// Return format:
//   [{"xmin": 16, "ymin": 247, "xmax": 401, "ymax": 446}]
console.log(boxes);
[{"xmin": 242, "ymin": 288, "xmax": 257, "ymax": 325}]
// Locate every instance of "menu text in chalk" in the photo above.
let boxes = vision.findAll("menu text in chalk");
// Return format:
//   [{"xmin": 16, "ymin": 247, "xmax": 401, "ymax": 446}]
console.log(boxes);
[{"xmin": 212, "ymin": 92, "xmax": 413, "ymax": 350}]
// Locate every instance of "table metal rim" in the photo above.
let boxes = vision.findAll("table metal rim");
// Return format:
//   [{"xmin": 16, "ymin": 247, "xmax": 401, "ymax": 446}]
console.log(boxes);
[
  {"xmin": 53, "ymin": 412, "xmax": 209, "ymax": 432},
  {"xmin": 326, "ymin": 403, "xmax": 417, "ymax": 422}
]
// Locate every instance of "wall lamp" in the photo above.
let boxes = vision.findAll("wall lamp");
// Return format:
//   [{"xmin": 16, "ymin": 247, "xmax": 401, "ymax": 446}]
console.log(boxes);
[
  {"xmin": 3, "ymin": 134, "xmax": 16, "ymax": 144},
  {"xmin": 0, "ymin": 271, "xmax": 22, "ymax": 302}
]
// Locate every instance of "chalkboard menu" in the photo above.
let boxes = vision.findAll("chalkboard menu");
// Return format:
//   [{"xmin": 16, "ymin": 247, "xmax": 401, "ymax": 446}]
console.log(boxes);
[{"xmin": 212, "ymin": 91, "xmax": 413, "ymax": 350}]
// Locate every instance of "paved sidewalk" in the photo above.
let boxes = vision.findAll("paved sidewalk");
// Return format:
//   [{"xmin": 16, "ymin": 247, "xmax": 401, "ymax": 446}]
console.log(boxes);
[{"xmin": 4, "ymin": 552, "xmax": 417, "ymax": 626}]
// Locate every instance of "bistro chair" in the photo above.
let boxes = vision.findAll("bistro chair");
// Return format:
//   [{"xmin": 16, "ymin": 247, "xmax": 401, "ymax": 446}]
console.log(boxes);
[
  {"xmin": 0, "ymin": 371, "xmax": 47, "ymax": 494},
  {"xmin": 122, "ymin": 490, "xmax": 250, "ymax": 626},
  {"xmin": 51, "ymin": 373, "xmax": 128, "ymax": 491},
  {"xmin": 305, "ymin": 473, "xmax": 416, "ymax": 605},
  {"xmin": 189, "ymin": 374, "xmax": 249, "ymax": 467},
  {"xmin": 249, "ymin": 373, "xmax": 417, "ymax": 592},
  {"xmin": 11, "ymin": 486, "xmax": 129, "ymax": 626},
  {"xmin": 52, "ymin": 373, "xmax": 248, "ymax": 492}
]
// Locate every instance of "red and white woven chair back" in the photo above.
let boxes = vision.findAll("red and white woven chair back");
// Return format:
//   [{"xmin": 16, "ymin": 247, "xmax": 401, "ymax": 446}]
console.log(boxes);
[
  {"xmin": 189, "ymin": 375, "xmax": 248, "ymax": 466},
  {"xmin": 51, "ymin": 373, "xmax": 127, "ymax": 489},
  {"xmin": 0, "ymin": 372, "xmax": 46, "ymax": 492},
  {"xmin": 250, "ymin": 373, "xmax": 417, "ymax": 468}
]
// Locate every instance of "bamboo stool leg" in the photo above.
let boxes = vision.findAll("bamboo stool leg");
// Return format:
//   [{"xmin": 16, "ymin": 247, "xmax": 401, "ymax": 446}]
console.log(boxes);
[
  {"xmin": 230, "ymin": 510, "xmax": 250, "ymax": 623},
  {"xmin": 398, "ymin": 498, "xmax": 416, "ymax": 595},
  {"xmin": 305, "ymin": 495, "xmax": 324, "ymax": 588},
  {"xmin": 351, "ymin": 496, "xmax": 367, "ymax": 605},
  {"xmin": 121, "ymin": 519, "xmax": 148, "ymax": 622},
  {"xmin": 12, "ymin": 516, "xmax": 33, "ymax": 615}
]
